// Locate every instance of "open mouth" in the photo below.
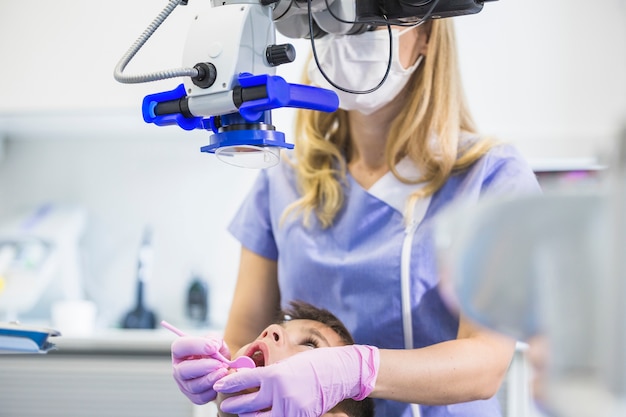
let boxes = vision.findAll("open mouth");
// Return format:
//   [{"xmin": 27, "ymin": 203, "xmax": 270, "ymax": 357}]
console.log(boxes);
[{"xmin": 244, "ymin": 341, "xmax": 268, "ymax": 367}]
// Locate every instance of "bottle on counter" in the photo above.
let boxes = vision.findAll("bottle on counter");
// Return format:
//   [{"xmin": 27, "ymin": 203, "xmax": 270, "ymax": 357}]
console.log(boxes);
[
  {"xmin": 121, "ymin": 226, "xmax": 157, "ymax": 329},
  {"xmin": 186, "ymin": 274, "xmax": 209, "ymax": 327}
]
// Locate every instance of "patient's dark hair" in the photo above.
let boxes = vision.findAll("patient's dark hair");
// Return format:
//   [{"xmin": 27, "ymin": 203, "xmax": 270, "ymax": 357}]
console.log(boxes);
[{"xmin": 278, "ymin": 300, "xmax": 375, "ymax": 417}]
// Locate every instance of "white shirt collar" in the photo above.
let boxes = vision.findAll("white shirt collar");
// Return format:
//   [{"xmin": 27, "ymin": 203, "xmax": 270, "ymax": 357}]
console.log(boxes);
[{"xmin": 368, "ymin": 157, "xmax": 430, "ymax": 223}]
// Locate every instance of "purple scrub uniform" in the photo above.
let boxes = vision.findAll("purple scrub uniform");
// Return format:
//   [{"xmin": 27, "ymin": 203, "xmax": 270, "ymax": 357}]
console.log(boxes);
[{"xmin": 229, "ymin": 142, "xmax": 541, "ymax": 417}]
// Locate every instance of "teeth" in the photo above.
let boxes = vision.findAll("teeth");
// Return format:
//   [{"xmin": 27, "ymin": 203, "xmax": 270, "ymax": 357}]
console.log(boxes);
[{"xmin": 251, "ymin": 350, "xmax": 264, "ymax": 366}]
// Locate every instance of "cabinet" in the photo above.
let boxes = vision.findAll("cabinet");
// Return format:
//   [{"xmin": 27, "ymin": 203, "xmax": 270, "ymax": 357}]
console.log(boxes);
[{"xmin": 0, "ymin": 331, "xmax": 216, "ymax": 417}]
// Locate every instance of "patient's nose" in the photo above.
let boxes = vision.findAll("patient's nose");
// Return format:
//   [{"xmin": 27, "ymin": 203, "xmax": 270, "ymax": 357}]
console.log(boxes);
[{"xmin": 261, "ymin": 324, "xmax": 285, "ymax": 345}]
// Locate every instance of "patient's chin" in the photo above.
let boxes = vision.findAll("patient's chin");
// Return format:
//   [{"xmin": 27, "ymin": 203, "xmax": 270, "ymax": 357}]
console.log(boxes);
[
  {"xmin": 217, "ymin": 389, "xmax": 256, "ymax": 417},
  {"xmin": 217, "ymin": 387, "xmax": 264, "ymax": 417}
]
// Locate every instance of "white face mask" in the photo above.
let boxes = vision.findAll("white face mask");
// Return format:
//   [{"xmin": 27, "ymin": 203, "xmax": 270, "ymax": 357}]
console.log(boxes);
[{"xmin": 307, "ymin": 27, "xmax": 423, "ymax": 115}]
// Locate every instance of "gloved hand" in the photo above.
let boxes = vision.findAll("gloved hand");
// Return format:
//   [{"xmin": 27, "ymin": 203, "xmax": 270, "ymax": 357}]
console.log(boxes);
[
  {"xmin": 171, "ymin": 336, "xmax": 232, "ymax": 404},
  {"xmin": 214, "ymin": 344, "xmax": 379, "ymax": 417}
]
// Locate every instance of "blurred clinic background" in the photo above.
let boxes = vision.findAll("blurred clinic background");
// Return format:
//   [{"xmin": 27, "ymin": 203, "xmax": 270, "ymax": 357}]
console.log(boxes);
[{"xmin": 0, "ymin": 0, "xmax": 624, "ymax": 417}]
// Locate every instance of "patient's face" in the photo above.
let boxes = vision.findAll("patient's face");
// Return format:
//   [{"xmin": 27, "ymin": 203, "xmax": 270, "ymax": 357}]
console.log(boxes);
[
  {"xmin": 234, "ymin": 319, "xmax": 345, "ymax": 366},
  {"xmin": 217, "ymin": 319, "xmax": 349, "ymax": 417}
]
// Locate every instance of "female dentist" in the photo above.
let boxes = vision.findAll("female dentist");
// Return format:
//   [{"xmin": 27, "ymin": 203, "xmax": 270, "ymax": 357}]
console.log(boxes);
[{"xmin": 170, "ymin": 18, "xmax": 541, "ymax": 417}]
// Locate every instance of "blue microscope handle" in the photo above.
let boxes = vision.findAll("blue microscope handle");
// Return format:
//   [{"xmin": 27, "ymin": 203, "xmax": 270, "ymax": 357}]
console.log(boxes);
[
  {"xmin": 238, "ymin": 73, "xmax": 339, "ymax": 121},
  {"xmin": 286, "ymin": 83, "xmax": 339, "ymax": 113},
  {"xmin": 142, "ymin": 73, "xmax": 339, "ymax": 131}
]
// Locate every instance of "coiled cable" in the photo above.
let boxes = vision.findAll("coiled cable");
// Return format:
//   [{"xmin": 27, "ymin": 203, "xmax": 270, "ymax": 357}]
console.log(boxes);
[{"xmin": 113, "ymin": 0, "xmax": 199, "ymax": 84}]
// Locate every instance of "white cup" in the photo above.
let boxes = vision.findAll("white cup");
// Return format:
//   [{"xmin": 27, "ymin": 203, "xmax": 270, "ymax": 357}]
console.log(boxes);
[{"xmin": 51, "ymin": 300, "xmax": 97, "ymax": 337}]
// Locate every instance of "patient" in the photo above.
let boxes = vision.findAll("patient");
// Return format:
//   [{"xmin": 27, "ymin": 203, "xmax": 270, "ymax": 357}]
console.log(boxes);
[{"xmin": 217, "ymin": 300, "xmax": 375, "ymax": 417}]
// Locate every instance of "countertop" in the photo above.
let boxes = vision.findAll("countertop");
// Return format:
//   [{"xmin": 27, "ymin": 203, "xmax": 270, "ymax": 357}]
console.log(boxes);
[{"xmin": 50, "ymin": 327, "xmax": 225, "ymax": 355}]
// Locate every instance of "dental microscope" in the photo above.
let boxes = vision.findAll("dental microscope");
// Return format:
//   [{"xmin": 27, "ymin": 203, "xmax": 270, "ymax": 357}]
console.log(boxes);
[{"xmin": 114, "ymin": 0, "xmax": 498, "ymax": 168}]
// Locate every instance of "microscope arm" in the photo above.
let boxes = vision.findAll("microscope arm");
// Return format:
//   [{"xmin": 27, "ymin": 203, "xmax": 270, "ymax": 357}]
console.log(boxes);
[{"xmin": 142, "ymin": 73, "xmax": 339, "ymax": 131}]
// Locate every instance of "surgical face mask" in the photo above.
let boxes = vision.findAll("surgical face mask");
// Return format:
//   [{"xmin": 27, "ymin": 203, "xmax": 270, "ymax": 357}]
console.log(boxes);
[{"xmin": 307, "ymin": 27, "xmax": 423, "ymax": 115}]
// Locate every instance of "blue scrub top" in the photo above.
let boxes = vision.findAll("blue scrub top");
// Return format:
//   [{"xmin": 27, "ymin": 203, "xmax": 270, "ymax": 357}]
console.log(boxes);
[{"xmin": 229, "ymin": 142, "xmax": 541, "ymax": 417}]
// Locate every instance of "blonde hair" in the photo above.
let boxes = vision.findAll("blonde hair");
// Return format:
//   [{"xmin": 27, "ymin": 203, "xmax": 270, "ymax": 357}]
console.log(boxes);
[{"xmin": 285, "ymin": 19, "xmax": 495, "ymax": 228}]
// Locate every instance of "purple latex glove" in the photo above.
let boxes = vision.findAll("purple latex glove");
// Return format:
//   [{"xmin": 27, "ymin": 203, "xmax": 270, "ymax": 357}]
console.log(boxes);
[
  {"xmin": 171, "ymin": 336, "xmax": 232, "ymax": 404},
  {"xmin": 214, "ymin": 344, "xmax": 379, "ymax": 417}
]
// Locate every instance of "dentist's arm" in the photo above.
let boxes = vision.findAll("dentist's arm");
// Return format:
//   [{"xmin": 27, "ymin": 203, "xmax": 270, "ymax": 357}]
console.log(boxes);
[
  {"xmin": 373, "ymin": 315, "xmax": 515, "ymax": 404},
  {"xmin": 215, "ymin": 315, "xmax": 515, "ymax": 416},
  {"xmin": 223, "ymin": 246, "xmax": 280, "ymax": 355}
]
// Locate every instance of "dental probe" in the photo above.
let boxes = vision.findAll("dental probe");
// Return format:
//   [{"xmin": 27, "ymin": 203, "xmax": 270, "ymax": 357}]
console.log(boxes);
[{"xmin": 160, "ymin": 320, "xmax": 255, "ymax": 369}]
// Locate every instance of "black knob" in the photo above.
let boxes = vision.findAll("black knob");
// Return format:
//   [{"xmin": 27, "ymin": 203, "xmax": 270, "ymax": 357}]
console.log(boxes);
[
  {"xmin": 266, "ymin": 44, "xmax": 296, "ymax": 67},
  {"xmin": 192, "ymin": 62, "xmax": 217, "ymax": 89}
]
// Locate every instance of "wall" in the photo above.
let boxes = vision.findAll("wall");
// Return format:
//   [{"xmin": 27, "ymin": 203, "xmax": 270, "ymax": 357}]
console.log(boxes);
[
  {"xmin": 454, "ymin": 0, "xmax": 626, "ymax": 160},
  {"xmin": 0, "ymin": 134, "xmax": 257, "ymax": 328},
  {"xmin": 0, "ymin": 0, "xmax": 625, "ymax": 330}
]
